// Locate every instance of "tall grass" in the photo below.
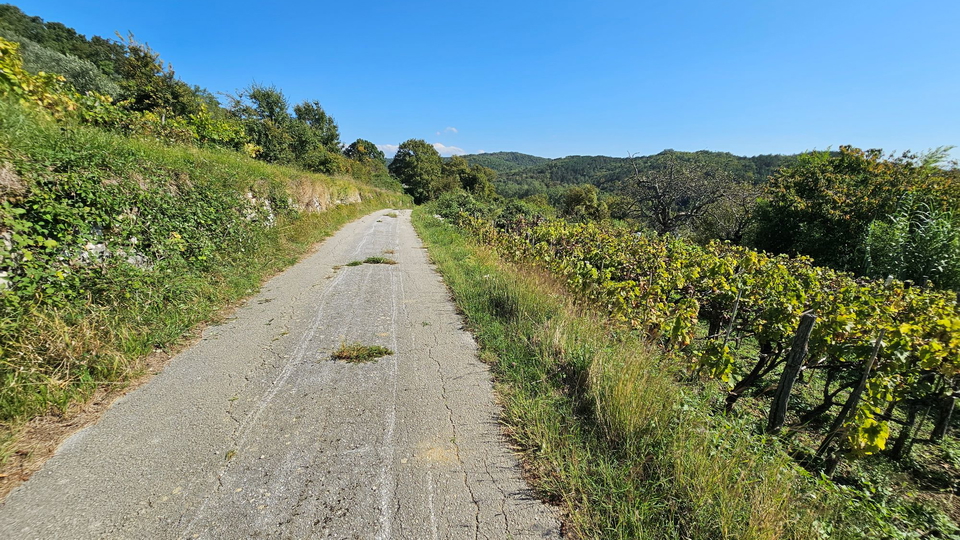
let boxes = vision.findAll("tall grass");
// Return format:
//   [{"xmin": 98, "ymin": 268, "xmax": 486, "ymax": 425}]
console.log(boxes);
[{"xmin": 413, "ymin": 207, "xmax": 820, "ymax": 539}]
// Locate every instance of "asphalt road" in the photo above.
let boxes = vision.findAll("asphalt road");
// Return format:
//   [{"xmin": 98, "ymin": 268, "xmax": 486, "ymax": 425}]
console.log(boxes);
[{"xmin": 0, "ymin": 209, "xmax": 560, "ymax": 539}]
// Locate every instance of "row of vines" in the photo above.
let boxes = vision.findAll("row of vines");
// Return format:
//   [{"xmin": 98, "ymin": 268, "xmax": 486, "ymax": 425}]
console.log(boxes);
[{"xmin": 456, "ymin": 212, "xmax": 960, "ymax": 467}]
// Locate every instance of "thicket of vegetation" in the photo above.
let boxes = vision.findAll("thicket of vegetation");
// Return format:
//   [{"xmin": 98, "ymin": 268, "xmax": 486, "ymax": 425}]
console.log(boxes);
[
  {"xmin": 0, "ymin": 4, "xmax": 394, "ymax": 183},
  {"xmin": 0, "ymin": 7, "xmax": 409, "ymax": 460},
  {"xmin": 426, "ymin": 192, "xmax": 960, "ymax": 537}
]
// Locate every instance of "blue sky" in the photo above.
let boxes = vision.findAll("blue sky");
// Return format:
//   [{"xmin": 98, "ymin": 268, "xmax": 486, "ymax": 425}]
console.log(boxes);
[{"xmin": 10, "ymin": 1, "xmax": 960, "ymax": 159}]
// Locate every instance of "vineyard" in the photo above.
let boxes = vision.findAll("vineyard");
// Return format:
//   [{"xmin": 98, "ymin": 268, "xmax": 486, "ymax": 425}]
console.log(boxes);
[{"xmin": 446, "ymin": 208, "xmax": 960, "ymax": 474}]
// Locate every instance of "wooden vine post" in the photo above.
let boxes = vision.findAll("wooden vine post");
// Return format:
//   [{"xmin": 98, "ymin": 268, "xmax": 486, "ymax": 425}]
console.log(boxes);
[
  {"xmin": 767, "ymin": 311, "xmax": 817, "ymax": 433},
  {"xmin": 815, "ymin": 328, "xmax": 887, "ymax": 466}
]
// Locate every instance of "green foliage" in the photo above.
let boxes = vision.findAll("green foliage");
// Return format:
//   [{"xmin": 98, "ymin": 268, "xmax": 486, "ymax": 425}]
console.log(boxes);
[
  {"xmin": 0, "ymin": 4, "xmax": 127, "ymax": 76},
  {"xmin": 560, "ymin": 184, "xmax": 608, "ymax": 222},
  {"xmin": 441, "ymin": 155, "xmax": 496, "ymax": 198},
  {"xmin": 299, "ymin": 146, "xmax": 347, "ymax": 175},
  {"xmin": 344, "ymin": 138, "xmax": 385, "ymax": 164},
  {"xmin": 228, "ymin": 83, "xmax": 293, "ymax": 163},
  {"xmin": 0, "ymin": 36, "xmax": 80, "ymax": 119},
  {"xmin": 460, "ymin": 151, "xmax": 550, "ymax": 173},
  {"xmin": 388, "ymin": 139, "xmax": 443, "ymax": 204},
  {"xmin": 620, "ymin": 151, "xmax": 735, "ymax": 234},
  {"xmin": 293, "ymin": 100, "xmax": 340, "ymax": 152},
  {"xmin": 114, "ymin": 34, "xmax": 199, "ymax": 118},
  {"xmin": 752, "ymin": 146, "xmax": 959, "ymax": 272},
  {"xmin": 488, "ymin": 150, "xmax": 793, "ymax": 201},
  {"xmin": 3, "ymin": 31, "xmax": 120, "ymax": 97},
  {"xmin": 865, "ymin": 198, "xmax": 960, "ymax": 290}
]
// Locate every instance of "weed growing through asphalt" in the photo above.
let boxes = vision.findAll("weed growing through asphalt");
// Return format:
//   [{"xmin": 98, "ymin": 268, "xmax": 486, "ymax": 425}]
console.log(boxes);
[
  {"xmin": 363, "ymin": 256, "xmax": 396, "ymax": 265},
  {"xmin": 345, "ymin": 257, "xmax": 397, "ymax": 266},
  {"xmin": 331, "ymin": 343, "xmax": 394, "ymax": 363}
]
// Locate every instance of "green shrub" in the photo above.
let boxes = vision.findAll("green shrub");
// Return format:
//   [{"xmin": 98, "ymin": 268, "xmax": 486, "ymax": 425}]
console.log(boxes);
[{"xmin": 865, "ymin": 199, "xmax": 960, "ymax": 290}]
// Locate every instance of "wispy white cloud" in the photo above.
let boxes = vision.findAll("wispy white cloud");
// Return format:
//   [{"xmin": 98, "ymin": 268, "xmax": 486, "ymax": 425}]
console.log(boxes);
[
  {"xmin": 433, "ymin": 143, "xmax": 465, "ymax": 156},
  {"xmin": 377, "ymin": 144, "xmax": 399, "ymax": 157},
  {"xmin": 445, "ymin": 127, "xmax": 458, "ymax": 134},
  {"xmin": 476, "ymin": 149, "xmax": 486, "ymax": 154}
]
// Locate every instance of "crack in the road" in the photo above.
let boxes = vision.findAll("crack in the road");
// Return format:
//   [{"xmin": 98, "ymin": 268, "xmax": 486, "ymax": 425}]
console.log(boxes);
[{"xmin": 427, "ymin": 343, "xmax": 481, "ymax": 540}]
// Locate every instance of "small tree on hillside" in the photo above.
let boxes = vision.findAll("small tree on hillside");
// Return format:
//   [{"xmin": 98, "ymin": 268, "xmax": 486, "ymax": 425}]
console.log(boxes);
[
  {"xmin": 293, "ymin": 100, "xmax": 340, "ymax": 152},
  {"xmin": 389, "ymin": 139, "xmax": 442, "ymax": 204}
]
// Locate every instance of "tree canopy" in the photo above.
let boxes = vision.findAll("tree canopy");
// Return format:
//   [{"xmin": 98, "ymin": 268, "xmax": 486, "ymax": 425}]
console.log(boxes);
[
  {"xmin": 388, "ymin": 139, "xmax": 443, "ymax": 204},
  {"xmin": 751, "ymin": 146, "xmax": 960, "ymax": 271}
]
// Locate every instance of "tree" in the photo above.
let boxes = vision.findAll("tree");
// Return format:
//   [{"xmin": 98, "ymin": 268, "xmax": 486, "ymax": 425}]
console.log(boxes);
[
  {"xmin": 751, "ymin": 146, "xmax": 959, "ymax": 271},
  {"xmin": 388, "ymin": 139, "xmax": 442, "ymax": 204},
  {"xmin": 560, "ymin": 184, "xmax": 609, "ymax": 222},
  {"xmin": 344, "ymin": 138, "xmax": 385, "ymax": 164},
  {"xmin": 293, "ymin": 100, "xmax": 340, "ymax": 152},
  {"xmin": 115, "ymin": 34, "xmax": 199, "ymax": 117},
  {"xmin": 439, "ymin": 156, "xmax": 496, "ymax": 198},
  {"xmin": 694, "ymin": 182, "xmax": 760, "ymax": 243},
  {"xmin": 620, "ymin": 152, "xmax": 731, "ymax": 234},
  {"xmin": 228, "ymin": 84, "xmax": 293, "ymax": 163}
]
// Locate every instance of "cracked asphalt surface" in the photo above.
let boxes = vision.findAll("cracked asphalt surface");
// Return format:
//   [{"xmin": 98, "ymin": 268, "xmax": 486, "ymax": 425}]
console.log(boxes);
[{"xmin": 0, "ymin": 209, "xmax": 560, "ymax": 539}]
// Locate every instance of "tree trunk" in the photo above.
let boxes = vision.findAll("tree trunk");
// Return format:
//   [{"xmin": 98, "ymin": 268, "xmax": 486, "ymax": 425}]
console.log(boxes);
[
  {"xmin": 890, "ymin": 401, "xmax": 918, "ymax": 460},
  {"xmin": 932, "ymin": 394, "xmax": 956, "ymax": 442},
  {"xmin": 767, "ymin": 312, "xmax": 817, "ymax": 433}
]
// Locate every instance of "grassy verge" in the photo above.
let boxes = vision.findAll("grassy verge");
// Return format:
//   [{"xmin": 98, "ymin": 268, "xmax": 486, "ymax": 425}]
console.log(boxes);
[
  {"xmin": 413, "ymin": 206, "xmax": 824, "ymax": 539},
  {"xmin": 0, "ymin": 100, "xmax": 410, "ymax": 460}
]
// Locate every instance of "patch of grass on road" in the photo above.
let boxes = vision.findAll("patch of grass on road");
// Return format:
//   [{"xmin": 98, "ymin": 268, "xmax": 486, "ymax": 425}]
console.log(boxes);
[
  {"xmin": 345, "ymin": 256, "xmax": 397, "ymax": 266},
  {"xmin": 331, "ymin": 343, "xmax": 393, "ymax": 363}
]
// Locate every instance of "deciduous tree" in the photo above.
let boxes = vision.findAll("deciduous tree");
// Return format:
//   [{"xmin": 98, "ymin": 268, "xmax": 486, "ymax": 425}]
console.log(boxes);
[
  {"xmin": 620, "ymin": 152, "xmax": 730, "ymax": 234},
  {"xmin": 388, "ymin": 139, "xmax": 442, "ymax": 204}
]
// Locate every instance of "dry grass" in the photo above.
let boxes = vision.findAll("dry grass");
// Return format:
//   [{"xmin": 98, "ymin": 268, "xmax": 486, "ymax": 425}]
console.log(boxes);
[{"xmin": 331, "ymin": 343, "xmax": 393, "ymax": 363}]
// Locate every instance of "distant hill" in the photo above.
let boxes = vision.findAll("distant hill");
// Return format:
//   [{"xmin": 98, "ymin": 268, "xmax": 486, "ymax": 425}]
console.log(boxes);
[
  {"xmin": 473, "ymin": 150, "xmax": 796, "ymax": 199},
  {"xmin": 460, "ymin": 152, "xmax": 551, "ymax": 174}
]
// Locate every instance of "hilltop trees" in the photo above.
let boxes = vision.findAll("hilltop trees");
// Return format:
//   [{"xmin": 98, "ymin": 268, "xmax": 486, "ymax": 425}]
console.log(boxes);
[
  {"xmin": 345, "ymin": 138, "xmax": 385, "ymax": 163},
  {"xmin": 389, "ymin": 139, "xmax": 443, "ymax": 204},
  {"xmin": 387, "ymin": 147, "xmax": 498, "ymax": 203},
  {"xmin": 442, "ymin": 156, "xmax": 496, "ymax": 198},
  {"xmin": 228, "ymin": 84, "xmax": 345, "ymax": 172}
]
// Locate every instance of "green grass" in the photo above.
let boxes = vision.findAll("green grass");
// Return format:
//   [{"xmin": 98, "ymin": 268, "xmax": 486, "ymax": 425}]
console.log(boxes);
[
  {"xmin": 331, "ymin": 343, "xmax": 393, "ymax": 363},
  {"xmin": 412, "ymin": 206, "xmax": 822, "ymax": 539}
]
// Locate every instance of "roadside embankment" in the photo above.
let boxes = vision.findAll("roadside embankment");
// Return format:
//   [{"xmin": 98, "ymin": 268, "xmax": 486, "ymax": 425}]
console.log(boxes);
[{"xmin": 0, "ymin": 100, "xmax": 409, "ymax": 473}]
